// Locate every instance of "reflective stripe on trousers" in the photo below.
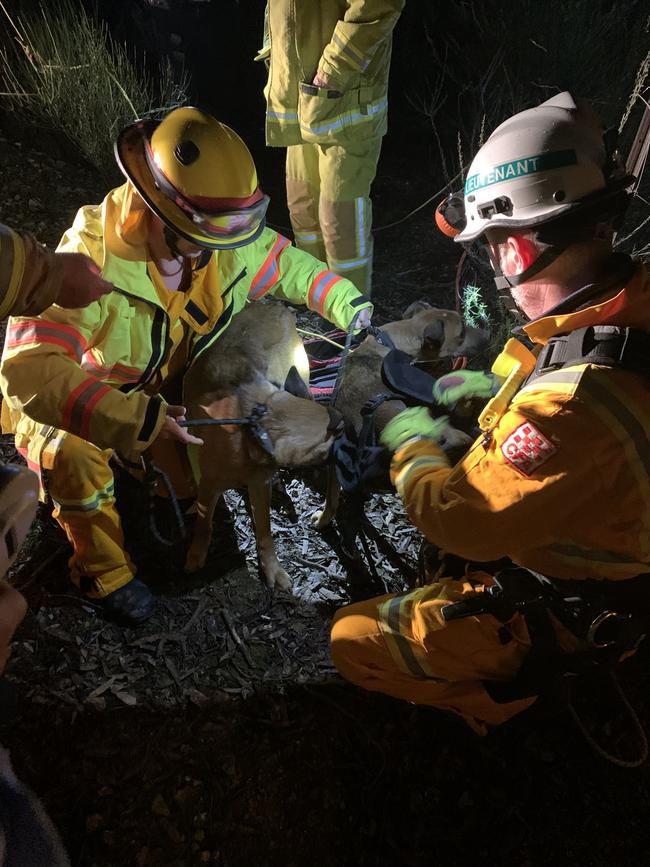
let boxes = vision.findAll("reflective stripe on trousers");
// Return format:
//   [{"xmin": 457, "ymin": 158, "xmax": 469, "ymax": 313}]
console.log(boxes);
[
  {"xmin": 285, "ymin": 137, "xmax": 383, "ymax": 294},
  {"xmin": 330, "ymin": 576, "xmax": 538, "ymax": 734},
  {"xmin": 47, "ymin": 435, "xmax": 135, "ymax": 597}
]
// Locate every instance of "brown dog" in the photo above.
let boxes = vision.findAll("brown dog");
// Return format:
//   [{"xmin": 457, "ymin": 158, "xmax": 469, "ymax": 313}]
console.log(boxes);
[{"xmin": 183, "ymin": 302, "xmax": 338, "ymax": 589}]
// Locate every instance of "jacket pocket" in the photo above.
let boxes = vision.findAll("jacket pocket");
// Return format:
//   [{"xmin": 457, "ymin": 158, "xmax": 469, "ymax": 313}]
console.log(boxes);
[{"xmin": 298, "ymin": 83, "xmax": 387, "ymax": 146}]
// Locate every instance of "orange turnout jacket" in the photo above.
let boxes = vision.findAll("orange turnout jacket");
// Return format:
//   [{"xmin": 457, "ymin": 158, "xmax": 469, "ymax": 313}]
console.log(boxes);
[{"xmin": 392, "ymin": 261, "xmax": 650, "ymax": 583}]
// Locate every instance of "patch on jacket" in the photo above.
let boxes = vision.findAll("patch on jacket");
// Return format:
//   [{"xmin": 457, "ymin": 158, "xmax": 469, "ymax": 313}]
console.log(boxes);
[{"xmin": 501, "ymin": 421, "xmax": 557, "ymax": 476}]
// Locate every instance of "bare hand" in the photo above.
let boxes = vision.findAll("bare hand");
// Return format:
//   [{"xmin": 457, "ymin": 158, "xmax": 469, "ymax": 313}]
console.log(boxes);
[
  {"xmin": 156, "ymin": 405, "xmax": 204, "ymax": 447},
  {"xmin": 57, "ymin": 253, "xmax": 113, "ymax": 308},
  {"xmin": 312, "ymin": 70, "xmax": 341, "ymax": 93},
  {"xmin": 355, "ymin": 307, "xmax": 372, "ymax": 329}
]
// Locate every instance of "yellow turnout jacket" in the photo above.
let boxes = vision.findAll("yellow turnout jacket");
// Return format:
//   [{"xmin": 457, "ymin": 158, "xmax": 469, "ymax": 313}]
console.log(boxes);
[
  {"xmin": 259, "ymin": 0, "xmax": 404, "ymax": 146},
  {"xmin": 392, "ymin": 261, "xmax": 650, "ymax": 583},
  {"xmin": 0, "ymin": 183, "xmax": 371, "ymax": 468}
]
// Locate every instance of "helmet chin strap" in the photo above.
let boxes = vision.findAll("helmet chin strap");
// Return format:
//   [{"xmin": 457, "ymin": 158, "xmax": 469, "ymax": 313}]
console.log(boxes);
[
  {"xmin": 163, "ymin": 226, "xmax": 211, "ymax": 271},
  {"xmin": 484, "ymin": 241, "xmax": 571, "ymax": 318}
]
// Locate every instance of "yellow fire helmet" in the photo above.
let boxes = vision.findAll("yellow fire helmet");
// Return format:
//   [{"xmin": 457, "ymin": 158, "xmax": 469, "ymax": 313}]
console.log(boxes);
[{"xmin": 115, "ymin": 107, "xmax": 270, "ymax": 250}]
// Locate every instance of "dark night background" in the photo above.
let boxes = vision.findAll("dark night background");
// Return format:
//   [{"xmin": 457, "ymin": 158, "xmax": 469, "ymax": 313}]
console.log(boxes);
[{"xmin": 1, "ymin": 2, "xmax": 650, "ymax": 866}]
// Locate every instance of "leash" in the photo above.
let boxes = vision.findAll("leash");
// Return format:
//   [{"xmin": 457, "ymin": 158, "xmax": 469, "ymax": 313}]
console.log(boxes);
[
  {"xmin": 115, "ymin": 452, "xmax": 188, "ymax": 548},
  {"xmin": 118, "ymin": 405, "xmax": 274, "ymax": 549},
  {"xmin": 329, "ymin": 312, "xmax": 360, "ymax": 407},
  {"xmin": 328, "ymin": 317, "xmax": 396, "ymax": 407},
  {"xmin": 179, "ymin": 403, "xmax": 274, "ymax": 456},
  {"xmin": 141, "ymin": 455, "xmax": 187, "ymax": 547}
]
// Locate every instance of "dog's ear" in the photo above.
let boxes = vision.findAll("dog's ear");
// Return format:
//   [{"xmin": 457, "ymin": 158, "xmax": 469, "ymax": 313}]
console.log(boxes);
[
  {"xmin": 402, "ymin": 300, "xmax": 432, "ymax": 319},
  {"xmin": 283, "ymin": 365, "xmax": 312, "ymax": 400},
  {"xmin": 422, "ymin": 319, "xmax": 445, "ymax": 351}
]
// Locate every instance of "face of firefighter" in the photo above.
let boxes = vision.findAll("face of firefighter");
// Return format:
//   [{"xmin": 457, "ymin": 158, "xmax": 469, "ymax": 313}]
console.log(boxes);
[
  {"xmin": 0, "ymin": 579, "xmax": 27, "ymax": 675},
  {"xmin": 487, "ymin": 232, "xmax": 565, "ymax": 320},
  {"xmin": 147, "ymin": 215, "xmax": 204, "ymax": 265}
]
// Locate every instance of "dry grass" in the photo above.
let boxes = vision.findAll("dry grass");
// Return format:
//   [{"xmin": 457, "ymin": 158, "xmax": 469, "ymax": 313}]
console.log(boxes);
[{"xmin": 0, "ymin": 0, "xmax": 187, "ymax": 177}]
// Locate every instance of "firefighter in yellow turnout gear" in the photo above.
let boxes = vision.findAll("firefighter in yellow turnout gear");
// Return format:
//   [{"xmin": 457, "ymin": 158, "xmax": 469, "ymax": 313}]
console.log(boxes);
[
  {"xmin": 331, "ymin": 92, "xmax": 649, "ymax": 733},
  {"xmin": 258, "ymin": 0, "xmax": 404, "ymax": 294},
  {"xmin": 0, "ymin": 108, "xmax": 373, "ymax": 625}
]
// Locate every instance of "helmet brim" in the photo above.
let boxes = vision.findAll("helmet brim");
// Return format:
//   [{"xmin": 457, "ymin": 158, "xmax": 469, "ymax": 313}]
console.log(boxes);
[{"xmin": 114, "ymin": 120, "xmax": 266, "ymax": 250}]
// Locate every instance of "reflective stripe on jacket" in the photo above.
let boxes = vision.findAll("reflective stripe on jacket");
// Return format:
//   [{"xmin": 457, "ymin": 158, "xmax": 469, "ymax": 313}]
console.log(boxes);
[
  {"xmin": 0, "ymin": 223, "xmax": 62, "ymax": 318},
  {"xmin": 0, "ymin": 183, "xmax": 371, "ymax": 468},
  {"xmin": 259, "ymin": 0, "xmax": 404, "ymax": 147},
  {"xmin": 390, "ymin": 263, "xmax": 650, "ymax": 583}
]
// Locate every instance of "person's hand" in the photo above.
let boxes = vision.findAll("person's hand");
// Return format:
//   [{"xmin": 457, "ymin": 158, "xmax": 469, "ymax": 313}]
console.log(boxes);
[
  {"xmin": 57, "ymin": 253, "xmax": 113, "ymax": 308},
  {"xmin": 355, "ymin": 307, "xmax": 372, "ymax": 329},
  {"xmin": 380, "ymin": 407, "xmax": 453, "ymax": 453},
  {"xmin": 0, "ymin": 579, "xmax": 27, "ymax": 675},
  {"xmin": 432, "ymin": 370, "xmax": 499, "ymax": 411},
  {"xmin": 312, "ymin": 70, "xmax": 341, "ymax": 94},
  {"xmin": 155, "ymin": 405, "xmax": 204, "ymax": 447}
]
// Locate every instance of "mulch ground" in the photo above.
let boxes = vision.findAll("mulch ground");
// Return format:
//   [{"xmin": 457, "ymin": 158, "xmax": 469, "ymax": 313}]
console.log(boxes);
[{"xmin": 1, "ymin": 124, "xmax": 650, "ymax": 867}]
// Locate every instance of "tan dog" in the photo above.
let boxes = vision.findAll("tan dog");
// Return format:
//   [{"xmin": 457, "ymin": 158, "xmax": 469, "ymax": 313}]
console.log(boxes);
[
  {"xmin": 183, "ymin": 302, "xmax": 337, "ymax": 589},
  {"xmin": 312, "ymin": 302, "xmax": 488, "ymax": 529}
]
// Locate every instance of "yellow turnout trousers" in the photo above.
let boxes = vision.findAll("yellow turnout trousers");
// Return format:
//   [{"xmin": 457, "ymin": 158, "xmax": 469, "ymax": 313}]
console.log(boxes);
[
  {"xmin": 331, "ymin": 576, "xmax": 543, "ymax": 734},
  {"xmin": 43, "ymin": 435, "xmax": 133, "ymax": 598},
  {"xmin": 37, "ymin": 434, "xmax": 194, "ymax": 598},
  {"xmin": 286, "ymin": 137, "xmax": 383, "ymax": 295}
]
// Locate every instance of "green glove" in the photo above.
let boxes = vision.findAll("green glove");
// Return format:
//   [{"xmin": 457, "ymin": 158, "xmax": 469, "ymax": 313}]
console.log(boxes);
[
  {"xmin": 380, "ymin": 407, "xmax": 452, "ymax": 453},
  {"xmin": 432, "ymin": 370, "xmax": 499, "ymax": 410}
]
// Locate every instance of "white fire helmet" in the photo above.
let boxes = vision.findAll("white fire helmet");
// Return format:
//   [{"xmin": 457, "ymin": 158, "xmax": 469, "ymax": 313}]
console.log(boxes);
[
  {"xmin": 0, "ymin": 465, "xmax": 39, "ymax": 578},
  {"xmin": 456, "ymin": 92, "xmax": 624, "ymax": 243}
]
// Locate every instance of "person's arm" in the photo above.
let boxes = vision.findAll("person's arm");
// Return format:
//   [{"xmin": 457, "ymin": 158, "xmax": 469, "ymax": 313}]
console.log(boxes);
[
  {"xmin": 0, "ymin": 223, "xmax": 111, "ymax": 318},
  {"xmin": 317, "ymin": 0, "xmax": 405, "ymax": 90},
  {"xmin": 245, "ymin": 228, "xmax": 373, "ymax": 329},
  {"xmin": 0, "ymin": 301, "xmax": 168, "ymax": 457},
  {"xmin": 389, "ymin": 391, "xmax": 613, "ymax": 562}
]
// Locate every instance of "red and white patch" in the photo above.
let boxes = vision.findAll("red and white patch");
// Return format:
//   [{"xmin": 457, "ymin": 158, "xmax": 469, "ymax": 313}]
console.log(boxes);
[{"xmin": 501, "ymin": 421, "xmax": 557, "ymax": 477}]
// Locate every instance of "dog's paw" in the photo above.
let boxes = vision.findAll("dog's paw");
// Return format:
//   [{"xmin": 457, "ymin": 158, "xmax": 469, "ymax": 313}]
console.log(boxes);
[
  {"xmin": 265, "ymin": 564, "xmax": 292, "ymax": 590},
  {"xmin": 310, "ymin": 508, "xmax": 333, "ymax": 530}
]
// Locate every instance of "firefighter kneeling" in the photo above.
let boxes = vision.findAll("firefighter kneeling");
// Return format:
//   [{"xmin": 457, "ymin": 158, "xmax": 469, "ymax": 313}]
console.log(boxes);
[
  {"xmin": 331, "ymin": 92, "xmax": 650, "ymax": 735},
  {"xmin": 0, "ymin": 107, "xmax": 372, "ymax": 626}
]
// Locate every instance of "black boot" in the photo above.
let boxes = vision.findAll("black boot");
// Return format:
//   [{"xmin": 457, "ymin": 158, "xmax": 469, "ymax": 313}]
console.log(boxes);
[{"xmin": 90, "ymin": 578, "xmax": 155, "ymax": 626}]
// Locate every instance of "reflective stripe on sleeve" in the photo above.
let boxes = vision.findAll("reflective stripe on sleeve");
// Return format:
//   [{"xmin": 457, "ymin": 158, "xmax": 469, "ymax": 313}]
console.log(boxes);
[
  {"xmin": 308, "ymin": 270, "xmax": 343, "ymax": 316},
  {"xmin": 394, "ymin": 453, "xmax": 449, "ymax": 498},
  {"xmin": 248, "ymin": 235, "xmax": 291, "ymax": 301},
  {"xmin": 81, "ymin": 353, "xmax": 143, "ymax": 384},
  {"xmin": 61, "ymin": 379, "xmax": 112, "ymax": 440},
  {"xmin": 332, "ymin": 27, "xmax": 370, "ymax": 71},
  {"xmin": 5, "ymin": 319, "xmax": 86, "ymax": 361}
]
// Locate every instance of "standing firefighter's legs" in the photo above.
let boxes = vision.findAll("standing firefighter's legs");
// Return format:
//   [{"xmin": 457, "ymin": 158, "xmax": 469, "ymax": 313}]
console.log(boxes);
[
  {"xmin": 286, "ymin": 143, "xmax": 327, "ymax": 263},
  {"xmin": 318, "ymin": 137, "xmax": 382, "ymax": 295},
  {"xmin": 46, "ymin": 435, "xmax": 136, "ymax": 598},
  {"xmin": 331, "ymin": 577, "xmax": 537, "ymax": 734},
  {"xmin": 286, "ymin": 137, "xmax": 382, "ymax": 294}
]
